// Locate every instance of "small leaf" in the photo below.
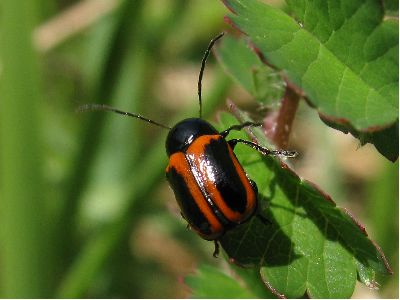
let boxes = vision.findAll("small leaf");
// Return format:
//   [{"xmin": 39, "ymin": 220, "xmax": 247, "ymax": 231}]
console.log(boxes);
[
  {"xmin": 215, "ymin": 35, "xmax": 285, "ymax": 106},
  {"xmin": 223, "ymin": 0, "xmax": 399, "ymax": 161},
  {"xmin": 214, "ymin": 111, "xmax": 392, "ymax": 298},
  {"xmin": 185, "ymin": 264, "xmax": 257, "ymax": 298}
]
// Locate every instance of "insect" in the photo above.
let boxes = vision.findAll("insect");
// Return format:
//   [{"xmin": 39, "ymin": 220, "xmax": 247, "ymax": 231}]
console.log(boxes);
[{"xmin": 79, "ymin": 33, "xmax": 297, "ymax": 257}]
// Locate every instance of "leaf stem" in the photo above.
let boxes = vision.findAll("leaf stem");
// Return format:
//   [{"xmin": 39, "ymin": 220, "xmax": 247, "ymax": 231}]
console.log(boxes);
[{"xmin": 272, "ymin": 85, "xmax": 300, "ymax": 149}]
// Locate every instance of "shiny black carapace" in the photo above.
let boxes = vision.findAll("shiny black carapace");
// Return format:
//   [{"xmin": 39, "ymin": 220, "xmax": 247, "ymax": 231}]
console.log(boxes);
[{"xmin": 79, "ymin": 33, "xmax": 297, "ymax": 257}]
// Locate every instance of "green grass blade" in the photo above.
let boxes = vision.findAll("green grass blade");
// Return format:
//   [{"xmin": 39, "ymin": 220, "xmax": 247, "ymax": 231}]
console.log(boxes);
[{"xmin": 0, "ymin": 1, "xmax": 53, "ymax": 297}]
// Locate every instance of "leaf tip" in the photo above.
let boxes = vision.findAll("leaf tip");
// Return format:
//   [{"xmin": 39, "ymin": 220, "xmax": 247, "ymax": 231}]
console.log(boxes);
[
  {"xmin": 342, "ymin": 208, "xmax": 393, "ymax": 275},
  {"xmin": 369, "ymin": 239, "xmax": 394, "ymax": 275},
  {"xmin": 260, "ymin": 269, "xmax": 287, "ymax": 299},
  {"xmin": 364, "ymin": 279, "xmax": 380, "ymax": 290}
]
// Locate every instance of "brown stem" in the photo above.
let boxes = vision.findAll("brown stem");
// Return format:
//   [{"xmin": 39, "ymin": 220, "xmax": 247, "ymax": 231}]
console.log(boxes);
[{"xmin": 272, "ymin": 85, "xmax": 300, "ymax": 149}]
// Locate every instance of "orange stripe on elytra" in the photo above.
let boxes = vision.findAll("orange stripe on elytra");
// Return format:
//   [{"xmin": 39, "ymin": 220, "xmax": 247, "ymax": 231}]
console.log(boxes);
[
  {"xmin": 186, "ymin": 135, "xmax": 256, "ymax": 224},
  {"xmin": 167, "ymin": 152, "xmax": 223, "ymax": 238}
]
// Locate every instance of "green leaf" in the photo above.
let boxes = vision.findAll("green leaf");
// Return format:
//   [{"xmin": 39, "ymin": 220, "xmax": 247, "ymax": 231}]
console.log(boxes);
[
  {"xmin": 185, "ymin": 264, "xmax": 257, "ymax": 298},
  {"xmin": 214, "ymin": 111, "xmax": 392, "ymax": 298},
  {"xmin": 223, "ymin": 0, "xmax": 399, "ymax": 161},
  {"xmin": 321, "ymin": 117, "xmax": 399, "ymax": 162},
  {"xmin": 215, "ymin": 35, "xmax": 285, "ymax": 106},
  {"xmin": 0, "ymin": 1, "xmax": 54, "ymax": 297}
]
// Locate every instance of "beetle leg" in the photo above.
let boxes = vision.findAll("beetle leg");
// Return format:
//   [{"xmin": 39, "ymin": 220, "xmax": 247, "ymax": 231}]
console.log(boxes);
[
  {"xmin": 228, "ymin": 138, "xmax": 298, "ymax": 158},
  {"xmin": 180, "ymin": 212, "xmax": 191, "ymax": 229},
  {"xmin": 180, "ymin": 212, "xmax": 187, "ymax": 220},
  {"xmin": 228, "ymin": 139, "xmax": 238, "ymax": 150},
  {"xmin": 213, "ymin": 240, "xmax": 220, "ymax": 258},
  {"xmin": 220, "ymin": 122, "xmax": 263, "ymax": 138}
]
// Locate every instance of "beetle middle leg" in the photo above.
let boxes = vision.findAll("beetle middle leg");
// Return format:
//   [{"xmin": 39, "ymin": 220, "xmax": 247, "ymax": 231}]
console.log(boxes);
[
  {"xmin": 213, "ymin": 240, "xmax": 220, "ymax": 258},
  {"xmin": 180, "ymin": 212, "xmax": 191, "ymax": 230}
]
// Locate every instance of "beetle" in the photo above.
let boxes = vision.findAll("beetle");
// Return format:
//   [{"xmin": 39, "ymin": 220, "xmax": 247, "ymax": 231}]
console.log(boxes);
[{"xmin": 79, "ymin": 33, "xmax": 297, "ymax": 257}]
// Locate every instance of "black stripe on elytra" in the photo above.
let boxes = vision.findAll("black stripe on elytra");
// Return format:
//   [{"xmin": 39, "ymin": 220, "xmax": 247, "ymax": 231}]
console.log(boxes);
[
  {"xmin": 185, "ymin": 152, "xmax": 232, "ymax": 227},
  {"xmin": 166, "ymin": 167, "xmax": 212, "ymax": 235},
  {"xmin": 203, "ymin": 137, "xmax": 248, "ymax": 213}
]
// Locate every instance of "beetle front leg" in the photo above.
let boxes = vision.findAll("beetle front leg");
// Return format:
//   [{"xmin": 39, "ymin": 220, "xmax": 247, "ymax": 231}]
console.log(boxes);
[
  {"xmin": 228, "ymin": 139, "xmax": 238, "ymax": 150},
  {"xmin": 228, "ymin": 139, "xmax": 297, "ymax": 158},
  {"xmin": 180, "ymin": 212, "xmax": 191, "ymax": 230}
]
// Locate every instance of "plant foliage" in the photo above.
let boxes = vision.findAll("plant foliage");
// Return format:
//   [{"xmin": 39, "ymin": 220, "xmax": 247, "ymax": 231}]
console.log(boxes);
[
  {"xmin": 223, "ymin": 0, "xmax": 399, "ymax": 161},
  {"xmin": 187, "ymin": 16, "xmax": 395, "ymax": 295},
  {"xmin": 211, "ymin": 112, "xmax": 391, "ymax": 298}
]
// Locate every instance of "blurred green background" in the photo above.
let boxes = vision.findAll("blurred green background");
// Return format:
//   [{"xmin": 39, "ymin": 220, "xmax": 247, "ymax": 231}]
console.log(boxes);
[{"xmin": 0, "ymin": 0, "xmax": 398, "ymax": 298}]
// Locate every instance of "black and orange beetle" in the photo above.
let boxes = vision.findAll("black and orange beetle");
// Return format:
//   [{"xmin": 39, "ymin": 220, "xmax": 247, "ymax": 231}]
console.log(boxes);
[{"xmin": 79, "ymin": 33, "xmax": 297, "ymax": 257}]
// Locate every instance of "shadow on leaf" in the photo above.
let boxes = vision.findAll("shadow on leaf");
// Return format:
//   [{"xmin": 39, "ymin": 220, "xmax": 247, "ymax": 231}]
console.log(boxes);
[{"xmin": 220, "ymin": 207, "xmax": 301, "ymax": 267}]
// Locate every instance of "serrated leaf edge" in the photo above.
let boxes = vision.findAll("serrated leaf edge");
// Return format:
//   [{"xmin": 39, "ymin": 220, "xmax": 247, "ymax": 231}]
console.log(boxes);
[{"xmin": 227, "ymin": 100, "xmax": 393, "ymax": 292}]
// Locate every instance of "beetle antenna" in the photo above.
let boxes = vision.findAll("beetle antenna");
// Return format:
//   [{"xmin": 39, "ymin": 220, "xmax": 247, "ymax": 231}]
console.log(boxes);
[
  {"xmin": 198, "ymin": 32, "xmax": 225, "ymax": 119},
  {"xmin": 77, "ymin": 104, "xmax": 171, "ymax": 130}
]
